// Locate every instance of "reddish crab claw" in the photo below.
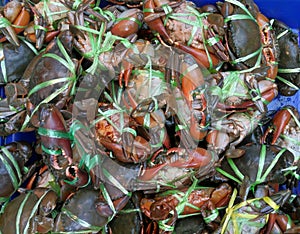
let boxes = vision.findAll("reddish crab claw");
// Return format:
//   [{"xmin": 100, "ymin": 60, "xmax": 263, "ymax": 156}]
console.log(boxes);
[
  {"xmin": 262, "ymin": 106, "xmax": 298, "ymax": 145},
  {"xmin": 39, "ymin": 104, "xmax": 73, "ymax": 167}
]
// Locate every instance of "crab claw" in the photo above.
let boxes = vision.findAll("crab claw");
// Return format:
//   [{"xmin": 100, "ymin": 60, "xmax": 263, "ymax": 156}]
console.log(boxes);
[
  {"xmin": 0, "ymin": 13, "xmax": 19, "ymax": 46},
  {"xmin": 139, "ymin": 147, "xmax": 214, "ymax": 181},
  {"xmin": 65, "ymin": 165, "xmax": 89, "ymax": 187},
  {"xmin": 39, "ymin": 104, "xmax": 73, "ymax": 165},
  {"xmin": 143, "ymin": 0, "xmax": 173, "ymax": 45},
  {"xmin": 261, "ymin": 107, "xmax": 293, "ymax": 144}
]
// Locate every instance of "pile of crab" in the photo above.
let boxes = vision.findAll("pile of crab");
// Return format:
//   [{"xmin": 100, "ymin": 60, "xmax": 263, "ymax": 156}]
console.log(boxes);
[{"xmin": 0, "ymin": 0, "xmax": 300, "ymax": 233}]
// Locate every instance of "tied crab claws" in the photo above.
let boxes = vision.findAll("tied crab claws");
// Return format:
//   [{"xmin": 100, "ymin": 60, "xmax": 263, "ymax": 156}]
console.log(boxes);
[
  {"xmin": 38, "ymin": 104, "xmax": 73, "ymax": 169},
  {"xmin": 140, "ymin": 183, "xmax": 232, "ymax": 222},
  {"xmin": 138, "ymin": 147, "xmax": 216, "ymax": 182}
]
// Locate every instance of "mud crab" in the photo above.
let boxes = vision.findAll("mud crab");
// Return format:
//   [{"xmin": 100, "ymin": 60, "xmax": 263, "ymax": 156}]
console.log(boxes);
[
  {"xmin": 217, "ymin": 0, "xmax": 279, "ymax": 77},
  {"xmin": 24, "ymin": 30, "xmax": 79, "ymax": 126},
  {"xmin": 0, "ymin": 188, "xmax": 58, "ymax": 233},
  {"xmin": 143, "ymin": 0, "xmax": 228, "ymax": 68},
  {"xmin": 272, "ymin": 19, "xmax": 300, "ymax": 96},
  {"xmin": 140, "ymin": 182, "xmax": 232, "ymax": 221},
  {"xmin": 0, "ymin": 141, "xmax": 36, "ymax": 200},
  {"xmin": 216, "ymin": 143, "xmax": 296, "ymax": 200},
  {"xmin": 219, "ymin": 189, "xmax": 291, "ymax": 234}
]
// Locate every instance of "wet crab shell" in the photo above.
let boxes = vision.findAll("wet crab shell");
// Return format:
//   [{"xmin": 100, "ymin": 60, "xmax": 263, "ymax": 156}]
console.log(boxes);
[
  {"xmin": 272, "ymin": 19, "xmax": 300, "ymax": 96},
  {"xmin": 53, "ymin": 188, "xmax": 109, "ymax": 232},
  {"xmin": 0, "ymin": 40, "xmax": 36, "ymax": 84},
  {"xmin": 219, "ymin": 0, "xmax": 262, "ymax": 68},
  {"xmin": 0, "ymin": 142, "xmax": 34, "ymax": 198},
  {"xmin": 24, "ymin": 31, "xmax": 77, "ymax": 115},
  {"xmin": 0, "ymin": 189, "xmax": 57, "ymax": 233},
  {"xmin": 221, "ymin": 143, "xmax": 295, "ymax": 188}
]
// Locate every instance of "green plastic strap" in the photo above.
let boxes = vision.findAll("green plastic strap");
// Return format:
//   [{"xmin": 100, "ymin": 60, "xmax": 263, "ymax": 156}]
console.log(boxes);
[
  {"xmin": 173, "ymin": 179, "xmax": 199, "ymax": 217},
  {"xmin": 78, "ymin": 154, "xmax": 101, "ymax": 172},
  {"xmin": 103, "ymin": 168, "xmax": 130, "ymax": 196},
  {"xmin": 16, "ymin": 192, "xmax": 31, "ymax": 234},
  {"xmin": 72, "ymin": 0, "xmax": 82, "ymax": 10},
  {"xmin": 187, "ymin": 24, "xmax": 198, "ymax": 46},
  {"xmin": 118, "ymin": 208, "xmax": 140, "ymax": 214},
  {"xmin": 102, "ymin": 9, "xmax": 116, "ymax": 22},
  {"xmin": 255, "ymin": 144, "xmax": 266, "ymax": 183},
  {"xmin": 204, "ymin": 209, "xmax": 219, "ymax": 223},
  {"xmin": 280, "ymin": 134, "xmax": 300, "ymax": 147},
  {"xmin": 143, "ymin": 8, "xmax": 154, "ymax": 13},
  {"xmin": 97, "ymin": 108, "xmax": 123, "ymax": 134},
  {"xmin": 225, "ymin": 0, "xmax": 256, "ymax": 21},
  {"xmin": 259, "ymin": 148, "xmax": 287, "ymax": 183},
  {"xmin": 0, "ymin": 43, "xmax": 7, "ymax": 83},
  {"xmin": 143, "ymin": 113, "xmax": 151, "ymax": 128},
  {"xmin": 225, "ymin": 14, "xmax": 255, "ymax": 23},
  {"xmin": 0, "ymin": 59, "xmax": 6, "ymax": 83},
  {"xmin": 227, "ymin": 158, "xmax": 244, "ymax": 181},
  {"xmin": 28, "ymin": 77, "xmax": 75, "ymax": 97},
  {"xmin": 231, "ymin": 46, "xmax": 262, "ymax": 64},
  {"xmin": 41, "ymin": 144, "xmax": 62, "ymax": 155},
  {"xmin": 63, "ymin": 177, "xmax": 79, "ymax": 186},
  {"xmin": 33, "ymin": 24, "xmax": 48, "ymax": 32},
  {"xmin": 38, "ymin": 127, "xmax": 70, "ymax": 139},
  {"xmin": 207, "ymin": 36, "xmax": 220, "ymax": 46},
  {"xmin": 99, "ymin": 183, "xmax": 116, "ymax": 220},
  {"xmin": 18, "ymin": 36, "xmax": 39, "ymax": 55},
  {"xmin": 276, "ymin": 29, "xmax": 289, "ymax": 39},
  {"xmin": 286, "ymin": 214, "xmax": 293, "ymax": 230},
  {"xmin": 162, "ymin": 4, "xmax": 173, "ymax": 26},
  {"xmin": 69, "ymin": 119, "xmax": 90, "ymax": 142},
  {"xmin": 0, "ymin": 17, "xmax": 11, "ymax": 28},
  {"xmin": 61, "ymin": 207, "xmax": 102, "ymax": 231},
  {"xmin": 162, "ymin": 4, "xmax": 173, "ymax": 15},
  {"xmin": 276, "ymin": 75, "xmax": 299, "ymax": 90},
  {"xmin": 158, "ymin": 219, "xmax": 174, "ymax": 232},
  {"xmin": 150, "ymin": 128, "xmax": 166, "ymax": 148},
  {"xmin": 0, "ymin": 198, "xmax": 9, "ymax": 214},
  {"xmin": 23, "ymin": 190, "xmax": 51, "ymax": 233},
  {"xmin": 216, "ymin": 167, "xmax": 242, "ymax": 184},
  {"xmin": 180, "ymin": 63, "xmax": 199, "ymax": 82},
  {"xmin": 220, "ymin": 71, "xmax": 248, "ymax": 100},
  {"xmin": 278, "ymin": 68, "xmax": 300, "ymax": 73},
  {"xmin": 64, "ymin": 173, "xmax": 91, "ymax": 188},
  {"xmin": 132, "ymin": 69, "xmax": 164, "ymax": 79}
]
